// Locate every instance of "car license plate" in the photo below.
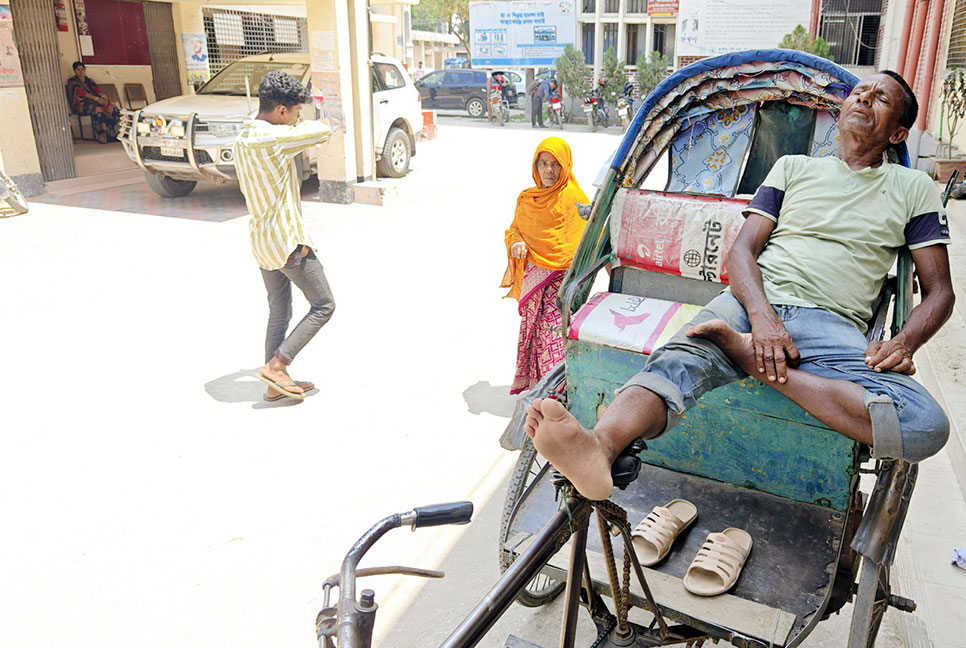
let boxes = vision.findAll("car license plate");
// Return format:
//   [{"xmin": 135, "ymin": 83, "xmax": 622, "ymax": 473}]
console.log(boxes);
[
  {"xmin": 160, "ymin": 139, "xmax": 183, "ymax": 158},
  {"xmin": 582, "ymin": 105, "xmax": 593, "ymax": 113},
  {"xmin": 618, "ymin": 107, "xmax": 628, "ymax": 117}
]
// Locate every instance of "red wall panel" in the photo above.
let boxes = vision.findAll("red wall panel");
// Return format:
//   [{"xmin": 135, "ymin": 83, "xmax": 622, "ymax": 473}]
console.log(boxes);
[{"xmin": 83, "ymin": 0, "xmax": 150, "ymax": 66}]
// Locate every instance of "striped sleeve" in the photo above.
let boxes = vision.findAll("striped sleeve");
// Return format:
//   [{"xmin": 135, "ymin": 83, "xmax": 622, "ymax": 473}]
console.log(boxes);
[
  {"xmin": 905, "ymin": 173, "xmax": 950, "ymax": 249},
  {"xmin": 274, "ymin": 120, "xmax": 332, "ymax": 158}
]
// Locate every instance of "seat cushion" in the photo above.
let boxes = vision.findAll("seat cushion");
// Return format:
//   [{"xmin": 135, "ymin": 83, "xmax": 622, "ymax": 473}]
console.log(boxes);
[
  {"xmin": 568, "ymin": 292, "xmax": 703, "ymax": 355},
  {"xmin": 610, "ymin": 190, "xmax": 748, "ymax": 284}
]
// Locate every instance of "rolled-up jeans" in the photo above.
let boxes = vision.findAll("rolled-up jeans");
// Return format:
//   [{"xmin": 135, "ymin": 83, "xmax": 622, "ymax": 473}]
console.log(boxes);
[
  {"xmin": 260, "ymin": 246, "xmax": 335, "ymax": 365},
  {"xmin": 620, "ymin": 292, "xmax": 949, "ymax": 463}
]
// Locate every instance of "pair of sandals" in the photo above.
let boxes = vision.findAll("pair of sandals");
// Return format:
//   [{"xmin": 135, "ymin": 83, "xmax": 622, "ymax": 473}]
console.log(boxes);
[{"xmin": 630, "ymin": 499, "xmax": 752, "ymax": 597}]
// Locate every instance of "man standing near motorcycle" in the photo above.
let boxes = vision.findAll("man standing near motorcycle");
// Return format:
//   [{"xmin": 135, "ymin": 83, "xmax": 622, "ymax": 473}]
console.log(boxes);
[{"xmin": 531, "ymin": 78, "xmax": 558, "ymax": 128}]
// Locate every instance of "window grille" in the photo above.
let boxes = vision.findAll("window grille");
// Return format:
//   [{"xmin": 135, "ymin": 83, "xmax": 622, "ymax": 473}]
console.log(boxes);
[
  {"xmin": 203, "ymin": 8, "xmax": 308, "ymax": 75},
  {"xmin": 603, "ymin": 23, "xmax": 618, "ymax": 55},
  {"xmin": 604, "ymin": 0, "xmax": 620, "ymax": 12},
  {"xmin": 582, "ymin": 23, "xmax": 595, "ymax": 64},
  {"xmin": 582, "ymin": 0, "xmax": 596, "ymax": 13},
  {"xmin": 819, "ymin": 0, "xmax": 882, "ymax": 67},
  {"xmin": 947, "ymin": 0, "xmax": 966, "ymax": 68},
  {"xmin": 627, "ymin": 0, "xmax": 646, "ymax": 12}
]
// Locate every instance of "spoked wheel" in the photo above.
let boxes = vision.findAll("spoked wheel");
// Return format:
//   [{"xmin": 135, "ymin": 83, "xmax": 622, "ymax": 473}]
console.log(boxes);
[
  {"xmin": 847, "ymin": 557, "xmax": 891, "ymax": 648},
  {"xmin": 498, "ymin": 438, "xmax": 566, "ymax": 607}
]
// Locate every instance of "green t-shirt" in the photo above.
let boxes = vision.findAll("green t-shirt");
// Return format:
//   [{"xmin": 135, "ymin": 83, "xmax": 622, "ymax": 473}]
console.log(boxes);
[{"xmin": 743, "ymin": 154, "xmax": 949, "ymax": 332}]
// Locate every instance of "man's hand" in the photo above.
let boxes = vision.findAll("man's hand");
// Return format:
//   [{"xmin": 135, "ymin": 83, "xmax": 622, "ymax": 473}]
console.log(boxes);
[
  {"xmin": 865, "ymin": 338, "xmax": 916, "ymax": 375},
  {"xmin": 510, "ymin": 242, "xmax": 527, "ymax": 259},
  {"xmin": 749, "ymin": 314, "xmax": 801, "ymax": 383}
]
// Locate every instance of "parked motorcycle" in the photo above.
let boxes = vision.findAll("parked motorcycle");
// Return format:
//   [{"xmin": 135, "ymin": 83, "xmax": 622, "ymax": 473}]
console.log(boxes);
[
  {"xmin": 0, "ymin": 164, "xmax": 28, "ymax": 217},
  {"xmin": 616, "ymin": 82, "xmax": 635, "ymax": 131},
  {"xmin": 547, "ymin": 95, "xmax": 564, "ymax": 129},
  {"xmin": 490, "ymin": 75, "xmax": 511, "ymax": 127},
  {"xmin": 582, "ymin": 78, "xmax": 610, "ymax": 132}
]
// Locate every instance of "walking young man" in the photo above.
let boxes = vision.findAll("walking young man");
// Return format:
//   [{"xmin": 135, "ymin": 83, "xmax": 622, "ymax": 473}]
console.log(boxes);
[{"xmin": 234, "ymin": 71, "xmax": 335, "ymax": 401}]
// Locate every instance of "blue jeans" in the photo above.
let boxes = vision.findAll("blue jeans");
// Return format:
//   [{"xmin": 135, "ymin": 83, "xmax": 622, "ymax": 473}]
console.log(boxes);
[
  {"xmin": 261, "ymin": 247, "xmax": 335, "ymax": 365},
  {"xmin": 621, "ymin": 292, "xmax": 949, "ymax": 462}
]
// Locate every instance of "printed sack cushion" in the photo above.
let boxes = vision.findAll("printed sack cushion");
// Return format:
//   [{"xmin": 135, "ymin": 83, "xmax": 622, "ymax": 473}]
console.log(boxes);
[{"xmin": 568, "ymin": 292, "xmax": 703, "ymax": 355}]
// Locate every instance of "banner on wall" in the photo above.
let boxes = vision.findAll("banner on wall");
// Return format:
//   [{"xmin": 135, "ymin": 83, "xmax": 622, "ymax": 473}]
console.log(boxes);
[
  {"xmin": 469, "ymin": 1, "xmax": 576, "ymax": 67},
  {"xmin": 0, "ymin": 6, "xmax": 24, "ymax": 88},
  {"xmin": 54, "ymin": 0, "xmax": 69, "ymax": 31},
  {"xmin": 647, "ymin": 0, "xmax": 678, "ymax": 16},
  {"xmin": 181, "ymin": 34, "xmax": 210, "ymax": 85},
  {"xmin": 677, "ymin": 0, "xmax": 810, "ymax": 57}
]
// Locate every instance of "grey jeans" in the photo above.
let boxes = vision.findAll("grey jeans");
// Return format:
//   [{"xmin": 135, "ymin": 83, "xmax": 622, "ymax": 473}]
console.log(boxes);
[{"xmin": 260, "ymin": 246, "xmax": 335, "ymax": 365}]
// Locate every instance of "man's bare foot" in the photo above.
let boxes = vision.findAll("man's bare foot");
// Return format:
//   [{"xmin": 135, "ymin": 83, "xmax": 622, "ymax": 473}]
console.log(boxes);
[
  {"xmin": 526, "ymin": 398, "xmax": 614, "ymax": 500},
  {"xmin": 686, "ymin": 319, "xmax": 760, "ymax": 377}
]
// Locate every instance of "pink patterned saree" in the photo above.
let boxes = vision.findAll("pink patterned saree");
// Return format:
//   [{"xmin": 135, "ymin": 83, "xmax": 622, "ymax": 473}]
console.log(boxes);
[{"xmin": 510, "ymin": 264, "xmax": 566, "ymax": 395}]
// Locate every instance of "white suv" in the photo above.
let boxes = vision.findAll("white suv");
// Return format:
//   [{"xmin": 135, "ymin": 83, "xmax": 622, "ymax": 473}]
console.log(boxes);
[{"xmin": 119, "ymin": 52, "xmax": 422, "ymax": 197}]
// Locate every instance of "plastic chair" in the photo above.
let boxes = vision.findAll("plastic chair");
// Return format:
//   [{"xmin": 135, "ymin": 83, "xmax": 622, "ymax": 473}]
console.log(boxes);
[{"xmin": 124, "ymin": 83, "xmax": 148, "ymax": 110}]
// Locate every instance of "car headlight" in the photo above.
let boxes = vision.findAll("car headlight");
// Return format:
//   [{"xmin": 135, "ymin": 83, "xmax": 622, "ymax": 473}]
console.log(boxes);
[
  {"xmin": 209, "ymin": 122, "xmax": 241, "ymax": 138},
  {"xmin": 136, "ymin": 121, "xmax": 150, "ymax": 134},
  {"xmin": 169, "ymin": 124, "xmax": 186, "ymax": 138}
]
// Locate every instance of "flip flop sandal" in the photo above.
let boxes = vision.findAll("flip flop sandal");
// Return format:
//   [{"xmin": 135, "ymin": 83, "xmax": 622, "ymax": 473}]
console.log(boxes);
[
  {"xmin": 263, "ymin": 380, "xmax": 314, "ymax": 402},
  {"xmin": 257, "ymin": 373, "xmax": 305, "ymax": 401},
  {"xmin": 630, "ymin": 499, "xmax": 698, "ymax": 566},
  {"xmin": 683, "ymin": 527, "xmax": 753, "ymax": 597}
]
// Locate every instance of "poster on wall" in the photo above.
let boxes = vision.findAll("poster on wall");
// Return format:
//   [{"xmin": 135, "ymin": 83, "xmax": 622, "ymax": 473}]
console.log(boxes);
[
  {"xmin": 469, "ymin": 1, "xmax": 576, "ymax": 67},
  {"xmin": 677, "ymin": 0, "xmax": 810, "ymax": 57},
  {"xmin": 647, "ymin": 0, "xmax": 678, "ymax": 16},
  {"xmin": 181, "ymin": 34, "xmax": 210, "ymax": 85},
  {"xmin": 72, "ymin": 0, "xmax": 94, "ymax": 55},
  {"xmin": 0, "ymin": 6, "xmax": 24, "ymax": 88},
  {"xmin": 54, "ymin": 0, "xmax": 69, "ymax": 31}
]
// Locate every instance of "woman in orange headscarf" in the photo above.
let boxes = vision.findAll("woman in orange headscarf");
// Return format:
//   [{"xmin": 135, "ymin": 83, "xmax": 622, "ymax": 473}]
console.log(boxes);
[{"xmin": 503, "ymin": 137, "xmax": 589, "ymax": 395}]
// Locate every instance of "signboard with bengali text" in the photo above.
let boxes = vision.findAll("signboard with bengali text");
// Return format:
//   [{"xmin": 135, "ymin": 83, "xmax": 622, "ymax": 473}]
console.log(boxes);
[
  {"xmin": 677, "ymin": 0, "xmax": 810, "ymax": 57},
  {"xmin": 647, "ymin": 0, "xmax": 678, "ymax": 16},
  {"xmin": 469, "ymin": 1, "xmax": 576, "ymax": 67}
]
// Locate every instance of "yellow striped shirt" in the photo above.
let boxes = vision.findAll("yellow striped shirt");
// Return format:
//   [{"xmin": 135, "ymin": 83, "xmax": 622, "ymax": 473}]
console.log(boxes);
[{"xmin": 233, "ymin": 119, "xmax": 331, "ymax": 270}]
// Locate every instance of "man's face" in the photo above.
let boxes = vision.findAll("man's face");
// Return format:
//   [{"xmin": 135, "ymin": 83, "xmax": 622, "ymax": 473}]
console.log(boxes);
[{"xmin": 839, "ymin": 73, "xmax": 908, "ymax": 146}]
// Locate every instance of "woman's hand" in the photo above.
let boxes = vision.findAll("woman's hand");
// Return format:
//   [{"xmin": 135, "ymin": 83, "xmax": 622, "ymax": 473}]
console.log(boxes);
[
  {"xmin": 96, "ymin": 96, "xmax": 108, "ymax": 106},
  {"xmin": 510, "ymin": 242, "xmax": 527, "ymax": 259}
]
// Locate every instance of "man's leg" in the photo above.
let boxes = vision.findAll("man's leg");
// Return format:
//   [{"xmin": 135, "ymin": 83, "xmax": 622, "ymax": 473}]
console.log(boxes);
[
  {"xmin": 689, "ymin": 311, "xmax": 949, "ymax": 461},
  {"xmin": 275, "ymin": 249, "xmax": 336, "ymax": 365},
  {"xmin": 260, "ymin": 267, "xmax": 301, "ymax": 396},
  {"xmin": 527, "ymin": 293, "xmax": 749, "ymax": 499}
]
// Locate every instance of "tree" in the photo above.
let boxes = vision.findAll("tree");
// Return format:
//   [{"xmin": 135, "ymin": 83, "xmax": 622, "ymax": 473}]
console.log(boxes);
[
  {"xmin": 556, "ymin": 44, "xmax": 591, "ymax": 103},
  {"xmin": 778, "ymin": 24, "xmax": 832, "ymax": 61},
  {"xmin": 415, "ymin": 0, "xmax": 472, "ymax": 65},
  {"xmin": 940, "ymin": 68, "xmax": 966, "ymax": 159},
  {"xmin": 635, "ymin": 50, "xmax": 668, "ymax": 99},
  {"xmin": 600, "ymin": 47, "xmax": 625, "ymax": 105}
]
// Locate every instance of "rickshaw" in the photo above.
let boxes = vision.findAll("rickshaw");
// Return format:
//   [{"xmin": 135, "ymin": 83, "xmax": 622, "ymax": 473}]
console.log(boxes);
[
  {"xmin": 497, "ymin": 49, "xmax": 944, "ymax": 648},
  {"xmin": 319, "ymin": 50, "xmax": 954, "ymax": 648}
]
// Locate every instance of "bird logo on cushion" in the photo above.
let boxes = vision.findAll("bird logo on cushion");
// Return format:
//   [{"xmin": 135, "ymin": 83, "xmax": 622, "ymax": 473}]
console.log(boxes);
[{"xmin": 610, "ymin": 309, "xmax": 650, "ymax": 331}]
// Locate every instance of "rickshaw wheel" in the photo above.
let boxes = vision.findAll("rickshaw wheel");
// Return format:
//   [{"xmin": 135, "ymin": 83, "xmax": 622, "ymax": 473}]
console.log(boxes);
[
  {"xmin": 847, "ymin": 556, "xmax": 890, "ymax": 648},
  {"xmin": 498, "ymin": 438, "xmax": 566, "ymax": 607}
]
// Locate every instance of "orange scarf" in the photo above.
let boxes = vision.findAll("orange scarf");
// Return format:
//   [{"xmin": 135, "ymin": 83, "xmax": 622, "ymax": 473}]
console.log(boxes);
[{"xmin": 502, "ymin": 137, "xmax": 590, "ymax": 300}]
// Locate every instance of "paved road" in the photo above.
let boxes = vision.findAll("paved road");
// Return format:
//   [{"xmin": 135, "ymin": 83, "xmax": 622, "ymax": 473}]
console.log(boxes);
[{"xmin": 0, "ymin": 121, "xmax": 925, "ymax": 648}]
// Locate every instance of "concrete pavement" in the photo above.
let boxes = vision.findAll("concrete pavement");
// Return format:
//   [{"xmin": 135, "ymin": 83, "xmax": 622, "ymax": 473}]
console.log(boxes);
[{"xmin": 2, "ymin": 120, "xmax": 965, "ymax": 648}]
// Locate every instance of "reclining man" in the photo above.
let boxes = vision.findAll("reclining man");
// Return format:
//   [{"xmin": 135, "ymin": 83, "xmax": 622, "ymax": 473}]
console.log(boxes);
[{"xmin": 526, "ymin": 71, "xmax": 955, "ymax": 501}]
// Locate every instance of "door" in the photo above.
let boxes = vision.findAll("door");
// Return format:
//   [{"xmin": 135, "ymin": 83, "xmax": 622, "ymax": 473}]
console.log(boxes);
[
  {"xmin": 143, "ymin": 1, "xmax": 181, "ymax": 101},
  {"xmin": 416, "ymin": 70, "xmax": 444, "ymax": 108},
  {"xmin": 371, "ymin": 60, "xmax": 409, "ymax": 150}
]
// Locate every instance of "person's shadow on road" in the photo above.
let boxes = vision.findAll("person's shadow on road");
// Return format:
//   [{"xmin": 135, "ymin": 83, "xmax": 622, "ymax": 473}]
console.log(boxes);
[
  {"xmin": 204, "ymin": 368, "xmax": 316, "ymax": 409},
  {"xmin": 462, "ymin": 381, "xmax": 516, "ymax": 418}
]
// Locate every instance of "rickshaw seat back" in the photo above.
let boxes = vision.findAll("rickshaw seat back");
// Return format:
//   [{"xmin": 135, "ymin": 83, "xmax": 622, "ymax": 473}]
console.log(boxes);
[{"xmin": 565, "ymin": 190, "xmax": 858, "ymax": 511}]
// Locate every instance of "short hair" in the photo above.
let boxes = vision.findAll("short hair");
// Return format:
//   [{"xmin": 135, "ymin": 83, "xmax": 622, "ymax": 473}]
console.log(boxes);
[
  {"xmin": 258, "ymin": 70, "xmax": 311, "ymax": 113},
  {"xmin": 72, "ymin": 61, "xmax": 85, "ymax": 71},
  {"xmin": 878, "ymin": 70, "xmax": 918, "ymax": 129}
]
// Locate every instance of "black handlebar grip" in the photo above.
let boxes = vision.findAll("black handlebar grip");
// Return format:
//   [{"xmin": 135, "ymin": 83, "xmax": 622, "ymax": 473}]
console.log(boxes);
[{"xmin": 412, "ymin": 502, "xmax": 474, "ymax": 529}]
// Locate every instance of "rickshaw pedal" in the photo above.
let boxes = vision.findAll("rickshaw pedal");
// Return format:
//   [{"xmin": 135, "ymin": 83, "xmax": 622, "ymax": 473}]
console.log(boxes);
[
  {"xmin": 888, "ymin": 594, "xmax": 916, "ymax": 612},
  {"xmin": 611, "ymin": 440, "xmax": 647, "ymax": 491}
]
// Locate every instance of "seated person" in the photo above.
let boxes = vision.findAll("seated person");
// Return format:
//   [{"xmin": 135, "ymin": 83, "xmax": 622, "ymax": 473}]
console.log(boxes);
[
  {"xmin": 66, "ymin": 61, "xmax": 120, "ymax": 143},
  {"xmin": 526, "ymin": 71, "xmax": 955, "ymax": 501}
]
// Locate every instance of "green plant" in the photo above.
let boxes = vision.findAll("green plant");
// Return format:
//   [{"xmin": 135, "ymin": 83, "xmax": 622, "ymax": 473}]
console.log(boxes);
[
  {"xmin": 778, "ymin": 24, "xmax": 832, "ymax": 61},
  {"xmin": 556, "ymin": 44, "xmax": 591, "ymax": 103},
  {"xmin": 635, "ymin": 50, "xmax": 668, "ymax": 99},
  {"xmin": 940, "ymin": 68, "xmax": 966, "ymax": 159},
  {"xmin": 601, "ymin": 46, "xmax": 625, "ymax": 105}
]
